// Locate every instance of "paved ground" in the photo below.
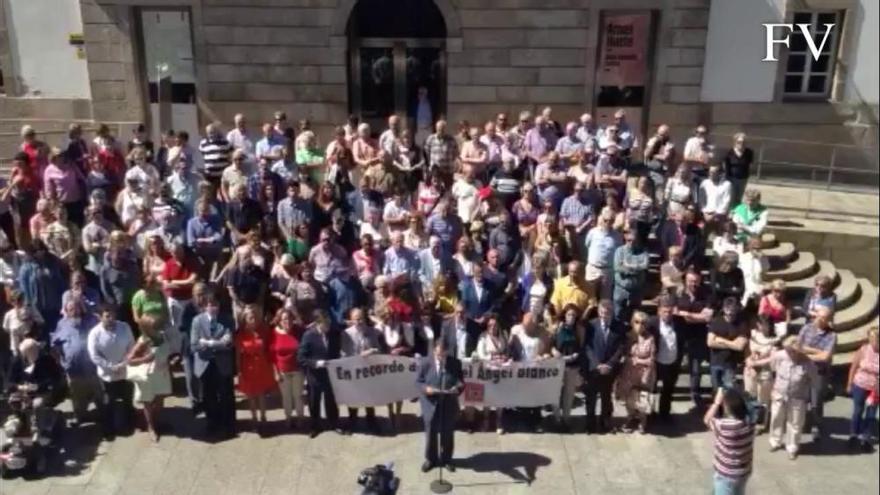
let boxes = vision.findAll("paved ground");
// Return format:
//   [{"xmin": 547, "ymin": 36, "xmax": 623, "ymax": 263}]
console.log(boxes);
[{"xmin": 2, "ymin": 377, "xmax": 877, "ymax": 495}]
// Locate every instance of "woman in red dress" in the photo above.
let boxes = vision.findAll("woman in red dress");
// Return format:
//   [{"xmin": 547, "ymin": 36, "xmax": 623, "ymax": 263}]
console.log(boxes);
[{"xmin": 235, "ymin": 306, "xmax": 277, "ymax": 434}]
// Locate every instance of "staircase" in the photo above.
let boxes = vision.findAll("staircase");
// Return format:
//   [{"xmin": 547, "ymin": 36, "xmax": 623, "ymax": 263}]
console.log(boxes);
[{"xmin": 753, "ymin": 233, "xmax": 878, "ymax": 368}]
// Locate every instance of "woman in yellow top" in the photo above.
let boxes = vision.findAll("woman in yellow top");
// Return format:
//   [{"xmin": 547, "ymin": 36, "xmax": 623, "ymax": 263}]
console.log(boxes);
[{"xmin": 432, "ymin": 274, "xmax": 458, "ymax": 318}]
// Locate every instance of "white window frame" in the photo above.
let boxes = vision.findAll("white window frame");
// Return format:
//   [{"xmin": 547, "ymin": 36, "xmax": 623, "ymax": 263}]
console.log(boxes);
[{"xmin": 782, "ymin": 10, "xmax": 843, "ymax": 98}]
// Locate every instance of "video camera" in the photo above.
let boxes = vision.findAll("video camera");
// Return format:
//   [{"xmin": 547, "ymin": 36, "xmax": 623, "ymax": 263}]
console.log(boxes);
[{"xmin": 356, "ymin": 462, "xmax": 399, "ymax": 495}]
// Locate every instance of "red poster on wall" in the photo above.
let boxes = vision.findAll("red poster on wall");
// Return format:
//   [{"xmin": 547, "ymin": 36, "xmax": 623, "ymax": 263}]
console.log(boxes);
[{"xmin": 597, "ymin": 13, "xmax": 650, "ymax": 88}]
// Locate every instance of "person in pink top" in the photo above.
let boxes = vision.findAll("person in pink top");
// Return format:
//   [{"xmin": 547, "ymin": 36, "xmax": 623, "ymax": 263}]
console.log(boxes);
[
  {"xmin": 43, "ymin": 149, "xmax": 87, "ymax": 226},
  {"xmin": 847, "ymin": 327, "xmax": 879, "ymax": 453}
]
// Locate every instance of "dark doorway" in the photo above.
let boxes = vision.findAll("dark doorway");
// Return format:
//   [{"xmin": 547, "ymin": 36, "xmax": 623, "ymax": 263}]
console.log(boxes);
[{"xmin": 347, "ymin": 0, "xmax": 447, "ymax": 137}]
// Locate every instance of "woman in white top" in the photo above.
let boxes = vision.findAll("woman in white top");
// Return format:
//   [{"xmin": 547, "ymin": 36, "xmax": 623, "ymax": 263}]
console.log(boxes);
[
  {"xmin": 474, "ymin": 315, "xmax": 510, "ymax": 434},
  {"xmin": 115, "ymin": 178, "xmax": 151, "ymax": 228},
  {"xmin": 452, "ymin": 236, "xmax": 476, "ymax": 281},
  {"xmin": 739, "ymin": 236, "xmax": 769, "ymax": 308},
  {"xmin": 744, "ymin": 316, "xmax": 780, "ymax": 433},
  {"xmin": 713, "ymin": 221, "xmax": 743, "ymax": 258},
  {"xmin": 376, "ymin": 307, "xmax": 414, "ymax": 433},
  {"xmin": 451, "ymin": 164, "xmax": 481, "ymax": 225},
  {"xmin": 664, "ymin": 163, "xmax": 697, "ymax": 217},
  {"xmin": 509, "ymin": 313, "xmax": 552, "ymax": 432}
]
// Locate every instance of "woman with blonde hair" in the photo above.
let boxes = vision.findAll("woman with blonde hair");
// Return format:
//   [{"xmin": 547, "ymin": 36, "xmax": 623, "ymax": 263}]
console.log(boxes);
[
  {"xmin": 723, "ymin": 132, "xmax": 754, "ymax": 207},
  {"xmin": 235, "ymin": 305, "xmax": 276, "ymax": 435},
  {"xmin": 269, "ymin": 307, "xmax": 306, "ymax": 430},
  {"xmin": 474, "ymin": 314, "xmax": 510, "ymax": 433},
  {"xmin": 744, "ymin": 316, "xmax": 780, "ymax": 433},
  {"xmin": 126, "ymin": 314, "xmax": 172, "ymax": 442},
  {"xmin": 616, "ymin": 311, "xmax": 656, "ymax": 434},
  {"xmin": 847, "ymin": 326, "xmax": 879, "ymax": 453},
  {"xmin": 759, "ymin": 279, "xmax": 791, "ymax": 335}
]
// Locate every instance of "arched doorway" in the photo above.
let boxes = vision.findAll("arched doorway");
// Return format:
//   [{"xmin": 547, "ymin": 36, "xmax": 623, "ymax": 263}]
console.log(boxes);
[{"xmin": 347, "ymin": 0, "xmax": 447, "ymax": 136}]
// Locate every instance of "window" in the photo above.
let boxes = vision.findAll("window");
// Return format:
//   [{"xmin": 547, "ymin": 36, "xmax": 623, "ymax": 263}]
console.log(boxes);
[{"xmin": 783, "ymin": 11, "xmax": 842, "ymax": 97}]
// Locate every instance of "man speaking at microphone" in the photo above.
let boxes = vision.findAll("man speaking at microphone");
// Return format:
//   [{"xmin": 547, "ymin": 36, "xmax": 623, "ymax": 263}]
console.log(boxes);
[{"xmin": 417, "ymin": 340, "xmax": 464, "ymax": 473}]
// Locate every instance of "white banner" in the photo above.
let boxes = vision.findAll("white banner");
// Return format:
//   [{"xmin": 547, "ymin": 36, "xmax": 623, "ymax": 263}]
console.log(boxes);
[
  {"xmin": 327, "ymin": 355, "xmax": 421, "ymax": 407},
  {"xmin": 461, "ymin": 358, "xmax": 565, "ymax": 408},
  {"xmin": 326, "ymin": 356, "xmax": 566, "ymax": 408}
]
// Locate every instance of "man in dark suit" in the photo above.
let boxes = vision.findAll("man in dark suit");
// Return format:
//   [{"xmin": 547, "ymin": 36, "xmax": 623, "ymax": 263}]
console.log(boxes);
[
  {"xmin": 582, "ymin": 299, "xmax": 626, "ymax": 433},
  {"xmin": 440, "ymin": 302, "xmax": 480, "ymax": 361},
  {"xmin": 191, "ymin": 298, "xmax": 236, "ymax": 439},
  {"xmin": 297, "ymin": 310, "xmax": 342, "ymax": 438},
  {"xmin": 458, "ymin": 263, "xmax": 495, "ymax": 325},
  {"xmin": 650, "ymin": 296, "xmax": 684, "ymax": 420},
  {"xmin": 417, "ymin": 340, "xmax": 464, "ymax": 473}
]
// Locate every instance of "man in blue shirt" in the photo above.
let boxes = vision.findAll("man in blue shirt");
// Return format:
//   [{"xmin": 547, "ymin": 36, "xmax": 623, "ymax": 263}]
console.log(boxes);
[
  {"xmin": 383, "ymin": 231, "xmax": 420, "ymax": 287},
  {"xmin": 426, "ymin": 201, "xmax": 463, "ymax": 258},
  {"xmin": 277, "ymin": 180, "xmax": 313, "ymax": 242},
  {"xmin": 52, "ymin": 299, "xmax": 101, "ymax": 426},
  {"xmin": 186, "ymin": 200, "xmax": 225, "ymax": 279}
]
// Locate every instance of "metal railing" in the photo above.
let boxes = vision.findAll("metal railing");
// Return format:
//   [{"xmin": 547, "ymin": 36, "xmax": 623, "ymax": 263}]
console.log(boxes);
[{"xmin": 711, "ymin": 133, "xmax": 879, "ymax": 193}]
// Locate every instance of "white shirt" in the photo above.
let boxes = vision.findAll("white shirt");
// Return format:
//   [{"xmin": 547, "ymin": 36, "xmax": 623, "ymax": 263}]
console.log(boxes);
[
  {"xmin": 656, "ymin": 318, "xmax": 678, "ymax": 365},
  {"xmin": 87, "ymin": 321, "xmax": 135, "ymax": 382},
  {"xmin": 699, "ymin": 178, "xmax": 732, "ymax": 215},
  {"xmin": 455, "ymin": 320, "xmax": 470, "ymax": 360},
  {"xmin": 226, "ymin": 128, "xmax": 257, "ymax": 163},
  {"xmin": 383, "ymin": 201, "xmax": 411, "ymax": 230},
  {"xmin": 3, "ymin": 306, "xmax": 44, "ymax": 354},
  {"xmin": 683, "ymin": 136, "xmax": 713, "ymax": 164},
  {"xmin": 452, "ymin": 179, "xmax": 481, "ymax": 223},
  {"xmin": 473, "ymin": 281, "xmax": 485, "ymax": 302}
]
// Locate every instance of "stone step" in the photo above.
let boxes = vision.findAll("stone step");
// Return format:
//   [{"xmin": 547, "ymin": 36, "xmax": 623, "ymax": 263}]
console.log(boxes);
[
  {"xmin": 778, "ymin": 260, "xmax": 838, "ymax": 293},
  {"xmin": 762, "ymin": 242, "xmax": 797, "ymax": 264},
  {"xmin": 832, "ymin": 269, "xmax": 862, "ymax": 311},
  {"xmin": 832, "ymin": 279, "xmax": 879, "ymax": 333},
  {"xmin": 764, "ymin": 251, "xmax": 818, "ymax": 282},
  {"xmin": 835, "ymin": 316, "xmax": 879, "ymax": 355},
  {"xmin": 760, "ymin": 233, "xmax": 777, "ymax": 250}
]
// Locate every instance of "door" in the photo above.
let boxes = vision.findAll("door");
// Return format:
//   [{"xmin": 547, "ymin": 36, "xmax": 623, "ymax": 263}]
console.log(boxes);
[
  {"xmin": 594, "ymin": 11, "xmax": 655, "ymax": 134},
  {"xmin": 138, "ymin": 9, "xmax": 199, "ymax": 145},
  {"xmin": 351, "ymin": 39, "xmax": 445, "ymax": 134}
]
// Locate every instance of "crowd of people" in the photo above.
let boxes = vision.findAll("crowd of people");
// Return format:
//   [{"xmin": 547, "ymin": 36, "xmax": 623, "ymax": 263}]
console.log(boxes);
[{"xmin": 1, "ymin": 106, "xmax": 877, "ymax": 491}]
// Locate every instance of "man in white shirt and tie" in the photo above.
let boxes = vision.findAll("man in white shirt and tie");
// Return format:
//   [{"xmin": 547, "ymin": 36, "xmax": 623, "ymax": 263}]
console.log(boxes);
[{"xmin": 652, "ymin": 296, "xmax": 682, "ymax": 420}]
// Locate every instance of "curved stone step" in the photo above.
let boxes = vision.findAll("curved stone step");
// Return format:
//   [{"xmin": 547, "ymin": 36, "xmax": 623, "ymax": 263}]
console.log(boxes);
[
  {"xmin": 832, "ymin": 279, "xmax": 879, "ymax": 333},
  {"xmin": 761, "ymin": 233, "xmax": 777, "ymax": 249},
  {"xmin": 764, "ymin": 251, "xmax": 818, "ymax": 282},
  {"xmin": 832, "ymin": 269, "xmax": 862, "ymax": 311},
  {"xmin": 782, "ymin": 260, "xmax": 837, "ymax": 291},
  {"xmin": 762, "ymin": 242, "xmax": 797, "ymax": 264},
  {"xmin": 835, "ymin": 316, "xmax": 879, "ymax": 355}
]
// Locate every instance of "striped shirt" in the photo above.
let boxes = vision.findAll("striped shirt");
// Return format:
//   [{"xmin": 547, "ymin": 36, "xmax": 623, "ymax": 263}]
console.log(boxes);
[
  {"xmin": 712, "ymin": 418, "xmax": 754, "ymax": 479},
  {"xmin": 198, "ymin": 136, "xmax": 233, "ymax": 179}
]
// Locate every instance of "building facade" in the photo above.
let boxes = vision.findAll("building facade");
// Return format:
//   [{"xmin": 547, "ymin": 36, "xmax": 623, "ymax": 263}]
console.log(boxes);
[{"xmin": 1, "ymin": 0, "xmax": 877, "ymax": 179}]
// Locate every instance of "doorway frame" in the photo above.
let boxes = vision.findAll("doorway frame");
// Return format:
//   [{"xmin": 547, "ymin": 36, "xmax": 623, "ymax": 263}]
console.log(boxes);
[
  {"xmin": 348, "ymin": 37, "xmax": 447, "ymax": 127},
  {"xmin": 132, "ymin": 5, "xmax": 198, "ymax": 135}
]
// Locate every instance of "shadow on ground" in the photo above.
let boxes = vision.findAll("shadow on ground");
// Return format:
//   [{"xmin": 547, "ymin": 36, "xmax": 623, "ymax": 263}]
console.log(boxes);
[{"xmin": 456, "ymin": 451, "xmax": 552, "ymax": 486}]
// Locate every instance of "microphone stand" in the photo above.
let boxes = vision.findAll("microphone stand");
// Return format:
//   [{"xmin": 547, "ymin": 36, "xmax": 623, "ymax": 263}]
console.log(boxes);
[{"xmin": 429, "ymin": 362, "xmax": 453, "ymax": 494}]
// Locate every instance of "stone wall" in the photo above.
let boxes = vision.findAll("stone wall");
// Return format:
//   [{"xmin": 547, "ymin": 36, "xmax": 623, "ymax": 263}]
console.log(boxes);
[
  {"xmin": 18, "ymin": 0, "xmax": 875, "ymax": 164},
  {"xmin": 199, "ymin": 0, "xmax": 348, "ymax": 135},
  {"xmin": 445, "ymin": 0, "xmax": 592, "ymax": 125}
]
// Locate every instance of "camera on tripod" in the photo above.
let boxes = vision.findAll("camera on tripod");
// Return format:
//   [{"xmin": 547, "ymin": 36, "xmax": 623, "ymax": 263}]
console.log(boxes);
[{"xmin": 356, "ymin": 462, "xmax": 400, "ymax": 495}]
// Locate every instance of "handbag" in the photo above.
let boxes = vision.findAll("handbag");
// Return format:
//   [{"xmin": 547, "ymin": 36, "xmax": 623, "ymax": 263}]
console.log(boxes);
[{"xmin": 126, "ymin": 362, "xmax": 153, "ymax": 383}]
